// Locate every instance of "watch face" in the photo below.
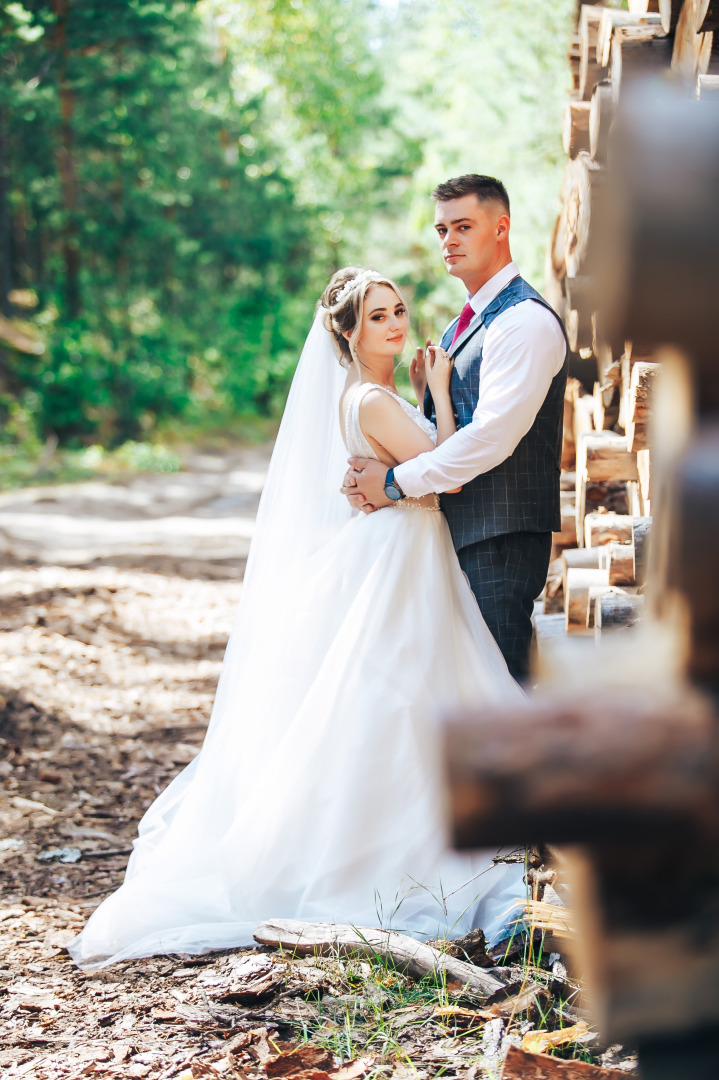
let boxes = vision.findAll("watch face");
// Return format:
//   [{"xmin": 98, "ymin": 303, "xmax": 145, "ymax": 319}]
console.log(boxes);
[{"xmin": 385, "ymin": 483, "xmax": 403, "ymax": 501}]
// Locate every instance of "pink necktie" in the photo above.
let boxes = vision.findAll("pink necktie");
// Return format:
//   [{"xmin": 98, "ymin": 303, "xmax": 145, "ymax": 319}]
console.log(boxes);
[{"xmin": 451, "ymin": 301, "xmax": 474, "ymax": 346}]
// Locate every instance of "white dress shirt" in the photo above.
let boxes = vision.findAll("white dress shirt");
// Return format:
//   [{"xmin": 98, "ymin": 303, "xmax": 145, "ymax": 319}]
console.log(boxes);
[{"xmin": 394, "ymin": 261, "xmax": 566, "ymax": 497}]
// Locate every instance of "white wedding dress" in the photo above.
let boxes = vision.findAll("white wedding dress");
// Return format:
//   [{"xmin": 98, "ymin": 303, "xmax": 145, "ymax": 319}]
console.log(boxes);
[{"xmin": 70, "ymin": 319, "xmax": 525, "ymax": 971}]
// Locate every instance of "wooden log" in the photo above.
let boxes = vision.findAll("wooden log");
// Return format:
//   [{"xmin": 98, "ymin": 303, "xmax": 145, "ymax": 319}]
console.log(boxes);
[
  {"xmin": 563, "ymin": 545, "xmax": 603, "ymax": 582},
  {"xmin": 543, "ymin": 570, "xmax": 565, "ymax": 615},
  {"xmin": 579, "ymin": 5, "xmax": 608, "ymax": 100},
  {"xmin": 697, "ymin": 71, "xmax": 719, "ymax": 96},
  {"xmin": 597, "ymin": 9, "xmax": 662, "ymax": 68},
  {"xmin": 562, "ymin": 380, "xmax": 582, "ymax": 472},
  {"xmin": 565, "ymin": 566, "xmax": 610, "ymax": 633},
  {"xmin": 666, "ymin": 423, "xmax": 719, "ymax": 683},
  {"xmin": 565, "ymin": 378, "xmax": 595, "ymax": 481},
  {"xmin": 604, "ymin": 94, "xmax": 719, "ymax": 355},
  {"xmin": 587, "ymin": 582, "xmax": 616, "ymax": 628},
  {"xmin": 699, "ymin": 0, "xmax": 719, "ymax": 31},
  {"xmin": 532, "ymin": 613, "xmax": 567, "ymax": 663},
  {"xmin": 544, "ymin": 245, "xmax": 567, "ymax": 327},
  {"xmin": 442, "ymin": 686, "xmax": 716, "ymax": 849},
  {"xmin": 564, "ymin": 153, "xmax": 606, "ymax": 279},
  {"xmin": 554, "ymin": 489, "xmax": 578, "ymax": 552},
  {"xmin": 589, "ymin": 80, "xmax": 614, "ymax": 164},
  {"xmin": 253, "ymin": 919, "xmax": 507, "ymax": 997},
  {"xmin": 659, "ymin": 0, "xmax": 683, "ymax": 33},
  {"xmin": 577, "ymin": 473, "xmax": 632, "ymax": 545},
  {"xmin": 579, "ymin": 430, "xmax": 639, "ymax": 483},
  {"xmin": 611, "ymin": 26, "xmax": 673, "ymax": 103},
  {"xmin": 633, "ymin": 516, "xmax": 652, "ymax": 585},
  {"xmin": 636, "ymin": 448, "xmax": 652, "ymax": 513},
  {"xmin": 672, "ymin": 0, "xmax": 715, "ymax": 79},
  {"xmin": 566, "ymin": 307, "xmax": 592, "ymax": 353},
  {"xmin": 626, "ymin": 361, "xmax": 659, "ymax": 452},
  {"xmin": 584, "ymin": 511, "xmax": 635, "ymax": 547},
  {"xmin": 562, "ymin": 101, "xmax": 591, "ymax": 157},
  {"xmin": 595, "ymin": 589, "xmax": 645, "ymax": 631},
  {"xmin": 563, "ymin": 273, "xmax": 594, "ymax": 311},
  {"xmin": 607, "ymin": 542, "xmax": 635, "ymax": 586},
  {"xmin": 629, "ymin": 0, "xmax": 661, "ymax": 12},
  {"xmin": 549, "ymin": 204, "xmax": 568, "ymax": 283},
  {"xmin": 593, "ymin": 361, "xmax": 621, "ymax": 430},
  {"xmin": 564, "ymin": 273, "xmax": 596, "ymax": 325},
  {"xmin": 568, "ymin": 24, "xmax": 585, "ymax": 96},
  {"xmin": 619, "ymin": 346, "xmax": 653, "ymax": 431}
]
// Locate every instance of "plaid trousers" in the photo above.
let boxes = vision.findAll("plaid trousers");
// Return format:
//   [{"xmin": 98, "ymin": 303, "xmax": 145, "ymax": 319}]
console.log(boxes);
[{"xmin": 457, "ymin": 531, "xmax": 552, "ymax": 684}]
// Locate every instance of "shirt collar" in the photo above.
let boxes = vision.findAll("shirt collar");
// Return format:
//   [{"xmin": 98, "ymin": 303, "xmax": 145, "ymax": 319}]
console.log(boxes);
[{"xmin": 468, "ymin": 261, "xmax": 520, "ymax": 319}]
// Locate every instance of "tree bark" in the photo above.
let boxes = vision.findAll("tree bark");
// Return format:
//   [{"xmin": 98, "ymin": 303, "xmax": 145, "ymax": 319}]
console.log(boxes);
[
  {"xmin": 0, "ymin": 105, "xmax": 11, "ymax": 317},
  {"xmin": 52, "ymin": 0, "xmax": 81, "ymax": 319}
]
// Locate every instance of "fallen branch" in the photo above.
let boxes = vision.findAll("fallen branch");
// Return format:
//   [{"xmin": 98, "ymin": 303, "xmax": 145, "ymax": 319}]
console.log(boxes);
[{"xmin": 253, "ymin": 918, "xmax": 507, "ymax": 997}]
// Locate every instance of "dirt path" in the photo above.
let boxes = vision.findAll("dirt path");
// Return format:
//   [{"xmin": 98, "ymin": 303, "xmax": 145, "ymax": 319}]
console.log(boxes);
[{"xmin": 0, "ymin": 448, "xmax": 268, "ymax": 1078}]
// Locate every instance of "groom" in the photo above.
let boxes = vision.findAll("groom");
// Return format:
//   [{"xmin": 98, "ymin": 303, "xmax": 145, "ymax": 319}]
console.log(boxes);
[{"xmin": 342, "ymin": 174, "xmax": 568, "ymax": 683}]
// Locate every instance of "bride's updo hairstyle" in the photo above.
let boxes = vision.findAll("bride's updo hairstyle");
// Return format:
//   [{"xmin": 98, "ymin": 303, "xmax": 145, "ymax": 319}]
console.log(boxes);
[{"xmin": 320, "ymin": 266, "xmax": 407, "ymax": 368}]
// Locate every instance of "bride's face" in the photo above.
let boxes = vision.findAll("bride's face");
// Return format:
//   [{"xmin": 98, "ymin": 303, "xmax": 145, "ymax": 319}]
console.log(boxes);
[{"xmin": 355, "ymin": 284, "xmax": 408, "ymax": 359}]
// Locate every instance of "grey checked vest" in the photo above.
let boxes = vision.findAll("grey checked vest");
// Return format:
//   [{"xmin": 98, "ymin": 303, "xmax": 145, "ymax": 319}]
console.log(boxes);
[{"xmin": 426, "ymin": 276, "xmax": 568, "ymax": 549}]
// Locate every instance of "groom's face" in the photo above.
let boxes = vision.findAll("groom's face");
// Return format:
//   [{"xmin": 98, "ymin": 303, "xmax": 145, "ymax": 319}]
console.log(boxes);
[{"xmin": 434, "ymin": 195, "xmax": 508, "ymax": 294}]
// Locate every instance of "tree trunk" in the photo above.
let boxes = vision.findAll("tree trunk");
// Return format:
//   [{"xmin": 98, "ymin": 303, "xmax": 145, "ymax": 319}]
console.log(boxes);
[
  {"xmin": 52, "ymin": 0, "xmax": 81, "ymax": 319},
  {"xmin": 0, "ymin": 105, "xmax": 11, "ymax": 317}
]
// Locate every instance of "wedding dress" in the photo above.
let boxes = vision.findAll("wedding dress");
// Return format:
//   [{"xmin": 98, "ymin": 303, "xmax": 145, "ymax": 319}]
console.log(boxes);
[{"xmin": 69, "ymin": 313, "xmax": 525, "ymax": 970}]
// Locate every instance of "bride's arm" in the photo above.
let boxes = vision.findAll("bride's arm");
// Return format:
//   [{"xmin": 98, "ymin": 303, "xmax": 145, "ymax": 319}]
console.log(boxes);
[{"xmin": 358, "ymin": 390, "xmax": 435, "ymax": 464}]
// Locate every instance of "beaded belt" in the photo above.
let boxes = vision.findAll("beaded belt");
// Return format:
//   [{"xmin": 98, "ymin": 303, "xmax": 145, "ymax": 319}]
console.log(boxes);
[{"xmin": 391, "ymin": 493, "xmax": 441, "ymax": 512}]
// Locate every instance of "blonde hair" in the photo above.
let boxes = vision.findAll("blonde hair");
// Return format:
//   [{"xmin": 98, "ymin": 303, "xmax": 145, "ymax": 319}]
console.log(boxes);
[{"xmin": 319, "ymin": 267, "xmax": 407, "ymax": 367}]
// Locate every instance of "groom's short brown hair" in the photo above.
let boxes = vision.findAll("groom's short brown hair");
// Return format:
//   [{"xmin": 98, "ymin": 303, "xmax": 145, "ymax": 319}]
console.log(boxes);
[{"xmin": 432, "ymin": 174, "xmax": 510, "ymax": 215}]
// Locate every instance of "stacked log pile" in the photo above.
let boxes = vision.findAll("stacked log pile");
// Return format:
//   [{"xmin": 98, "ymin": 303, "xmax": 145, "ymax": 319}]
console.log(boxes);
[
  {"xmin": 444, "ymin": 52, "xmax": 719, "ymax": 1078},
  {"xmin": 538, "ymin": 0, "xmax": 719, "ymax": 651}
]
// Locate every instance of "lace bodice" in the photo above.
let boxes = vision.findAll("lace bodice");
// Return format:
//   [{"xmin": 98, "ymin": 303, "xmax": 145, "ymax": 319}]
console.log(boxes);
[
  {"xmin": 342, "ymin": 381, "xmax": 440, "ymax": 512},
  {"xmin": 342, "ymin": 381, "xmax": 437, "ymax": 458}
]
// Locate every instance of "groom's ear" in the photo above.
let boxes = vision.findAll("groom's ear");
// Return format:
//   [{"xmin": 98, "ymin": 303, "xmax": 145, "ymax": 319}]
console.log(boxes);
[{"xmin": 496, "ymin": 214, "xmax": 510, "ymax": 240}]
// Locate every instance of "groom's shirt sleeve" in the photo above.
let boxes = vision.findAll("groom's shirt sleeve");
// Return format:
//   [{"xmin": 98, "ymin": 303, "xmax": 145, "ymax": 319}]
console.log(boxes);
[{"xmin": 394, "ymin": 300, "xmax": 566, "ymax": 497}]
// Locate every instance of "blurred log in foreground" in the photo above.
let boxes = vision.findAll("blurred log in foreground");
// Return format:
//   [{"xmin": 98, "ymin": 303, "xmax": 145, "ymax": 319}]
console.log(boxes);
[{"xmin": 447, "ymin": 78, "xmax": 719, "ymax": 1080}]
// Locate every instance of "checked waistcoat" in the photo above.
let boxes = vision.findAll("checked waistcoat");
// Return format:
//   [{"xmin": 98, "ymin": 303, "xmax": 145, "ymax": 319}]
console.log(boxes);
[{"xmin": 426, "ymin": 276, "xmax": 568, "ymax": 550}]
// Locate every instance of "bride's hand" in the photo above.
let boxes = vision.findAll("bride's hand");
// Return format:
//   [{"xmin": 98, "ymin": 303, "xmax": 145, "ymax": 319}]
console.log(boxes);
[
  {"xmin": 409, "ymin": 338, "xmax": 430, "ymax": 403},
  {"xmin": 426, "ymin": 345, "xmax": 454, "ymax": 397}
]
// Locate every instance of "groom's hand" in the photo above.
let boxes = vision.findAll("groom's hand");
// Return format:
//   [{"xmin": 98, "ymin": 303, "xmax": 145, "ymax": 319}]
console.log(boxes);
[{"xmin": 340, "ymin": 458, "xmax": 393, "ymax": 512}]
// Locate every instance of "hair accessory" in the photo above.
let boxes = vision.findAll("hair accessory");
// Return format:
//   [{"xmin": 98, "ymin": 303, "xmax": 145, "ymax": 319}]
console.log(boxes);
[{"xmin": 333, "ymin": 269, "xmax": 381, "ymax": 306}]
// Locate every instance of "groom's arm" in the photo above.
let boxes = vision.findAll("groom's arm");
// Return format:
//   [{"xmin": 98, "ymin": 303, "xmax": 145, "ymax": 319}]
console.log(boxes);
[{"xmin": 393, "ymin": 302, "xmax": 566, "ymax": 497}]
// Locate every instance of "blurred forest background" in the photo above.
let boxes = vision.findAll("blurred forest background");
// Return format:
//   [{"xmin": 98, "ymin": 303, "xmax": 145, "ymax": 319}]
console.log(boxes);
[{"xmin": 0, "ymin": 0, "xmax": 574, "ymax": 483}]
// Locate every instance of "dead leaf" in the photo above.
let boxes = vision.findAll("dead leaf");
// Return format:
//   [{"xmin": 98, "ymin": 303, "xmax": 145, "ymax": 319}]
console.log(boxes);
[
  {"xmin": 432, "ymin": 1005, "xmax": 482, "ymax": 1027},
  {"xmin": 331, "ymin": 1058, "xmax": 373, "ymax": 1080},
  {"xmin": 522, "ymin": 1021, "xmax": 591, "ymax": 1055},
  {"xmin": 266, "ymin": 1046, "xmax": 334, "ymax": 1077},
  {"xmin": 246, "ymin": 1028, "xmax": 274, "ymax": 1064},
  {"xmin": 488, "ymin": 983, "xmax": 549, "ymax": 1019},
  {"xmin": 502, "ymin": 1045, "xmax": 629, "ymax": 1078}
]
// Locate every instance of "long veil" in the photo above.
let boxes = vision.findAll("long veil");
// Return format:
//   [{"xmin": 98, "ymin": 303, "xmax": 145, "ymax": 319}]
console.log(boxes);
[{"xmin": 202, "ymin": 308, "xmax": 353, "ymax": 753}]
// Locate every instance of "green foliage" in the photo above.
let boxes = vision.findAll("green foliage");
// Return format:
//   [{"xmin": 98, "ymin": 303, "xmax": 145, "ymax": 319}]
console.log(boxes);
[{"xmin": 1, "ymin": 0, "xmax": 574, "ymax": 457}]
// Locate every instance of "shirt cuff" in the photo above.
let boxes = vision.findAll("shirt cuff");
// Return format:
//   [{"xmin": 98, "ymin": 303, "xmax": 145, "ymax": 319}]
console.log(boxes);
[{"xmin": 394, "ymin": 453, "xmax": 436, "ymax": 499}]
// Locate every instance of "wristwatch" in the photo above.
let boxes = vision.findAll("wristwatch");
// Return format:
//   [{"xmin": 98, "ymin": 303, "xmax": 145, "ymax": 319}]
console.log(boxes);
[{"xmin": 384, "ymin": 468, "xmax": 405, "ymax": 501}]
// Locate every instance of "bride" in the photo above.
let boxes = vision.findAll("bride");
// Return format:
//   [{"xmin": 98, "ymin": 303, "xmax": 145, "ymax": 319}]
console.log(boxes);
[{"xmin": 69, "ymin": 267, "xmax": 525, "ymax": 970}]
